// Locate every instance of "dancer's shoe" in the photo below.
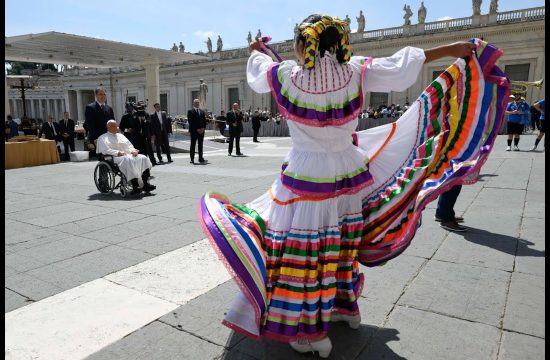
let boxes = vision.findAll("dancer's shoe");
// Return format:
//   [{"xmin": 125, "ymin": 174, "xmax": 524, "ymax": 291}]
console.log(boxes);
[
  {"xmin": 289, "ymin": 337, "xmax": 332, "ymax": 358},
  {"xmin": 331, "ymin": 312, "xmax": 361, "ymax": 329}
]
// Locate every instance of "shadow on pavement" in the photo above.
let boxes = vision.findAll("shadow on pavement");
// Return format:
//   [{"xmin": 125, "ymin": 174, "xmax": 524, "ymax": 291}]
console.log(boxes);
[
  {"xmin": 218, "ymin": 324, "xmax": 406, "ymax": 360},
  {"xmin": 477, "ymin": 173, "xmax": 499, "ymax": 181},
  {"xmin": 87, "ymin": 193, "xmax": 155, "ymax": 201},
  {"xmin": 463, "ymin": 227, "xmax": 545, "ymax": 257}
]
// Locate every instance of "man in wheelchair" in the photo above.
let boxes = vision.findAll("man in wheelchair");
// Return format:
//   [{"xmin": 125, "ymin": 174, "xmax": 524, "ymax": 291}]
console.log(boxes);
[{"xmin": 96, "ymin": 120, "xmax": 156, "ymax": 195}]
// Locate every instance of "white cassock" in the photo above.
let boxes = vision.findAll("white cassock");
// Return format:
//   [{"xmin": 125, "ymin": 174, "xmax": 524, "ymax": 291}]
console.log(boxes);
[{"xmin": 96, "ymin": 132, "xmax": 152, "ymax": 180}]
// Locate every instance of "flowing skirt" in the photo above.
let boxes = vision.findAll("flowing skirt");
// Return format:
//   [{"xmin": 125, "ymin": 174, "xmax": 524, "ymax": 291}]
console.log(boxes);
[{"xmin": 199, "ymin": 39, "xmax": 510, "ymax": 342}]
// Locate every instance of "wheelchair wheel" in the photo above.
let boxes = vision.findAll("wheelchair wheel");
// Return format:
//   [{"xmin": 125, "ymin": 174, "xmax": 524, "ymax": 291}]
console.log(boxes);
[
  {"xmin": 94, "ymin": 162, "xmax": 116, "ymax": 194},
  {"xmin": 119, "ymin": 173, "xmax": 132, "ymax": 198}
]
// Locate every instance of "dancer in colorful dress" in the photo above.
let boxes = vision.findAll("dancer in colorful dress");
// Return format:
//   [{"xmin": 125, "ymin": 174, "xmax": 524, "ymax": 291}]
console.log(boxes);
[{"xmin": 199, "ymin": 14, "xmax": 509, "ymax": 358}]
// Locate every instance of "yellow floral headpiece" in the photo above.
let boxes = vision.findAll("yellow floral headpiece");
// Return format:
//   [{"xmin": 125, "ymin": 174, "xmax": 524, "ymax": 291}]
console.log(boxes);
[{"xmin": 298, "ymin": 15, "xmax": 351, "ymax": 69}]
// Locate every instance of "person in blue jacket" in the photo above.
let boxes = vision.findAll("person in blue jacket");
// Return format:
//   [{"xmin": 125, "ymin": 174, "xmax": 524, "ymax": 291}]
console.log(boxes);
[
  {"xmin": 505, "ymin": 93, "xmax": 529, "ymax": 151},
  {"xmin": 530, "ymin": 98, "xmax": 545, "ymax": 151}
]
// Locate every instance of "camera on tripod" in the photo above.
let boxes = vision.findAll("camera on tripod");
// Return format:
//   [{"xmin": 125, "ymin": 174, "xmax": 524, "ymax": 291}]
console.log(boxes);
[{"xmin": 125, "ymin": 100, "xmax": 148, "ymax": 117}]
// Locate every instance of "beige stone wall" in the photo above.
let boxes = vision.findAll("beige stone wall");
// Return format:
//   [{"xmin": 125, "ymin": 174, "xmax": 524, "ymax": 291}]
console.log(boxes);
[{"xmin": 11, "ymin": 8, "xmax": 545, "ymax": 122}]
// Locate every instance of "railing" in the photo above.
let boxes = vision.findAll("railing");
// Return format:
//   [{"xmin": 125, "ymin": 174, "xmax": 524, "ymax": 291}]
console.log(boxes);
[
  {"xmin": 424, "ymin": 16, "xmax": 472, "ymax": 32},
  {"xmin": 497, "ymin": 7, "xmax": 545, "ymax": 23},
  {"xmin": 363, "ymin": 26, "xmax": 403, "ymax": 39}
]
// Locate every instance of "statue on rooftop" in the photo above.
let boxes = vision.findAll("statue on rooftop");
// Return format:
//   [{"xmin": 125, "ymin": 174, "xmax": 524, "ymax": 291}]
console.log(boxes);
[
  {"xmin": 171, "ymin": 43, "xmax": 178, "ymax": 52},
  {"xmin": 403, "ymin": 4, "xmax": 413, "ymax": 25},
  {"xmin": 473, "ymin": 0, "xmax": 482, "ymax": 15},
  {"xmin": 179, "ymin": 42, "xmax": 185, "ymax": 53},
  {"xmin": 489, "ymin": 0, "xmax": 498, "ymax": 14},
  {"xmin": 206, "ymin": 37, "xmax": 213, "ymax": 53},
  {"xmin": 217, "ymin": 35, "xmax": 223, "ymax": 52},
  {"xmin": 256, "ymin": 29, "xmax": 262, "ymax": 39},
  {"xmin": 356, "ymin": 10, "xmax": 365, "ymax": 32},
  {"xmin": 247, "ymin": 31, "xmax": 252, "ymax": 44},
  {"xmin": 199, "ymin": 79, "xmax": 208, "ymax": 110},
  {"xmin": 418, "ymin": 2, "xmax": 427, "ymax": 24},
  {"xmin": 344, "ymin": 14, "xmax": 351, "ymax": 24}
]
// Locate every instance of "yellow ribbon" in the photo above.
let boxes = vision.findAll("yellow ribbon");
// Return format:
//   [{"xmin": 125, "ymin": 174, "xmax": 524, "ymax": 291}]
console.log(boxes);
[{"xmin": 298, "ymin": 15, "xmax": 351, "ymax": 69}]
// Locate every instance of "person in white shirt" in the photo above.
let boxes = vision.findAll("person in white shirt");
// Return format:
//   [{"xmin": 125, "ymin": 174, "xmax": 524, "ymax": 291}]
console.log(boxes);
[{"xmin": 96, "ymin": 120, "xmax": 156, "ymax": 195}]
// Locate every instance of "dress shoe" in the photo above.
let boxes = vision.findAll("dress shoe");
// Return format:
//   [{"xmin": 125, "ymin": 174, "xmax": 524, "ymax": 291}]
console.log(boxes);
[
  {"xmin": 435, "ymin": 215, "xmax": 464, "ymax": 223},
  {"xmin": 331, "ymin": 312, "xmax": 361, "ymax": 329},
  {"xmin": 289, "ymin": 337, "xmax": 332, "ymax": 358},
  {"xmin": 143, "ymin": 183, "xmax": 156, "ymax": 192},
  {"xmin": 130, "ymin": 188, "xmax": 142, "ymax": 195},
  {"xmin": 236, "ymin": 152, "xmax": 244, "ymax": 156},
  {"xmin": 228, "ymin": 153, "xmax": 232, "ymax": 156},
  {"xmin": 190, "ymin": 160, "xmax": 195, "ymax": 164},
  {"xmin": 440, "ymin": 220, "xmax": 467, "ymax": 232},
  {"xmin": 199, "ymin": 158, "xmax": 206, "ymax": 163},
  {"xmin": 158, "ymin": 159, "xmax": 164, "ymax": 164},
  {"xmin": 167, "ymin": 159, "xmax": 173, "ymax": 163}
]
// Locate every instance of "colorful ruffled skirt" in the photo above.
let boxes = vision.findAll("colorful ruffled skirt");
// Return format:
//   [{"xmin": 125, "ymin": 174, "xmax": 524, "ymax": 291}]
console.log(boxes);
[{"xmin": 199, "ymin": 39, "xmax": 510, "ymax": 342}]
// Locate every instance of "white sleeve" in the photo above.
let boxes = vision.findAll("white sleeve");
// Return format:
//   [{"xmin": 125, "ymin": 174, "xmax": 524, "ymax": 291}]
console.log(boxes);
[
  {"xmin": 97, "ymin": 135, "xmax": 118, "ymax": 156},
  {"xmin": 364, "ymin": 46, "xmax": 426, "ymax": 93},
  {"xmin": 246, "ymin": 50, "xmax": 275, "ymax": 94},
  {"xmin": 120, "ymin": 135, "xmax": 135, "ymax": 153}
]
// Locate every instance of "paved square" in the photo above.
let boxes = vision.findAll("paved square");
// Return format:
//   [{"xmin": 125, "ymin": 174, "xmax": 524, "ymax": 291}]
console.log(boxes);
[{"xmin": 5, "ymin": 135, "xmax": 545, "ymax": 359}]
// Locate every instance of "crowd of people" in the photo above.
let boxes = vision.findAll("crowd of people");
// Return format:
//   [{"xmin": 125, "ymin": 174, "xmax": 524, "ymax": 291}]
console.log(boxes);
[{"xmin": 359, "ymin": 103, "xmax": 410, "ymax": 119}]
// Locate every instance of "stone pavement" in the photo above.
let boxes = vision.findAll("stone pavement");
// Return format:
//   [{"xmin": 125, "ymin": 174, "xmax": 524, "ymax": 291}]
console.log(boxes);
[{"xmin": 5, "ymin": 134, "xmax": 545, "ymax": 360}]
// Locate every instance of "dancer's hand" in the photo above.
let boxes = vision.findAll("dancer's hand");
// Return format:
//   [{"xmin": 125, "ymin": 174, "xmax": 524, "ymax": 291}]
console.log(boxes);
[
  {"xmin": 424, "ymin": 41, "xmax": 476, "ymax": 63},
  {"xmin": 446, "ymin": 41, "xmax": 477, "ymax": 58},
  {"xmin": 249, "ymin": 38, "xmax": 262, "ymax": 52}
]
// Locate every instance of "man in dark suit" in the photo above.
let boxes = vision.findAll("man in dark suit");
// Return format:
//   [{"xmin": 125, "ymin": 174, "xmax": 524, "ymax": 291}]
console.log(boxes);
[
  {"xmin": 187, "ymin": 98, "xmax": 207, "ymax": 164},
  {"xmin": 83, "ymin": 86, "xmax": 115, "ymax": 158},
  {"xmin": 226, "ymin": 102, "xmax": 244, "ymax": 156},
  {"xmin": 38, "ymin": 115, "xmax": 61, "ymax": 143},
  {"xmin": 251, "ymin": 109, "xmax": 262, "ymax": 143},
  {"xmin": 151, "ymin": 102, "xmax": 173, "ymax": 163},
  {"xmin": 119, "ymin": 103, "xmax": 135, "ymax": 141},
  {"xmin": 5, "ymin": 115, "xmax": 19, "ymax": 141},
  {"xmin": 132, "ymin": 101, "xmax": 158, "ymax": 166},
  {"xmin": 58, "ymin": 111, "xmax": 75, "ymax": 161}
]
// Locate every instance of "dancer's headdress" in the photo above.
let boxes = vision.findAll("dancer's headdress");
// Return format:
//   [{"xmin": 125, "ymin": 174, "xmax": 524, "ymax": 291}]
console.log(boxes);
[{"xmin": 298, "ymin": 15, "xmax": 351, "ymax": 69}]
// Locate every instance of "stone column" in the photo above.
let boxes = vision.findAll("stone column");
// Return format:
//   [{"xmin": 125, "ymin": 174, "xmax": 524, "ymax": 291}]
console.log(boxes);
[
  {"xmin": 35, "ymin": 100, "xmax": 39, "ymax": 118},
  {"xmin": 175, "ymin": 83, "xmax": 180, "ymax": 115},
  {"xmin": 76, "ymin": 90, "xmax": 84, "ymax": 123},
  {"xmin": 9, "ymin": 99, "xmax": 15, "ymax": 118},
  {"xmin": 144, "ymin": 63, "xmax": 160, "ymax": 113},
  {"xmin": 64, "ymin": 91, "xmax": 71, "ymax": 114},
  {"xmin": 27, "ymin": 99, "xmax": 33, "ymax": 118},
  {"xmin": 34, "ymin": 99, "xmax": 40, "ymax": 119},
  {"xmin": 53, "ymin": 99, "xmax": 59, "ymax": 120}
]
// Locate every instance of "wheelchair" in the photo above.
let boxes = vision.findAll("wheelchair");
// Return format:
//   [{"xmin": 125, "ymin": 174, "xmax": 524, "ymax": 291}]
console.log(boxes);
[{"xmin": 93, "ymin": 154, "xmax": 133, "ymax": 198}]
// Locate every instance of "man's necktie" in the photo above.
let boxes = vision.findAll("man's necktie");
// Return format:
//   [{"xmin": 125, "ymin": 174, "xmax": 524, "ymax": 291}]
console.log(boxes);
[
  {"xmin": 51, "ymin": 123, "xmax": 56, "ymax": 136},
  {"xmin": 100, "ymin": 105, "xmax": 105, "ymax": 112}
]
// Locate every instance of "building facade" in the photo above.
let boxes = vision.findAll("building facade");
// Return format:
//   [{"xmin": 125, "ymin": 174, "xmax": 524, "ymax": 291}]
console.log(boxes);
[{"xmin": 7, "ymin": 6, "xmax": 545, "ymax": 123}]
